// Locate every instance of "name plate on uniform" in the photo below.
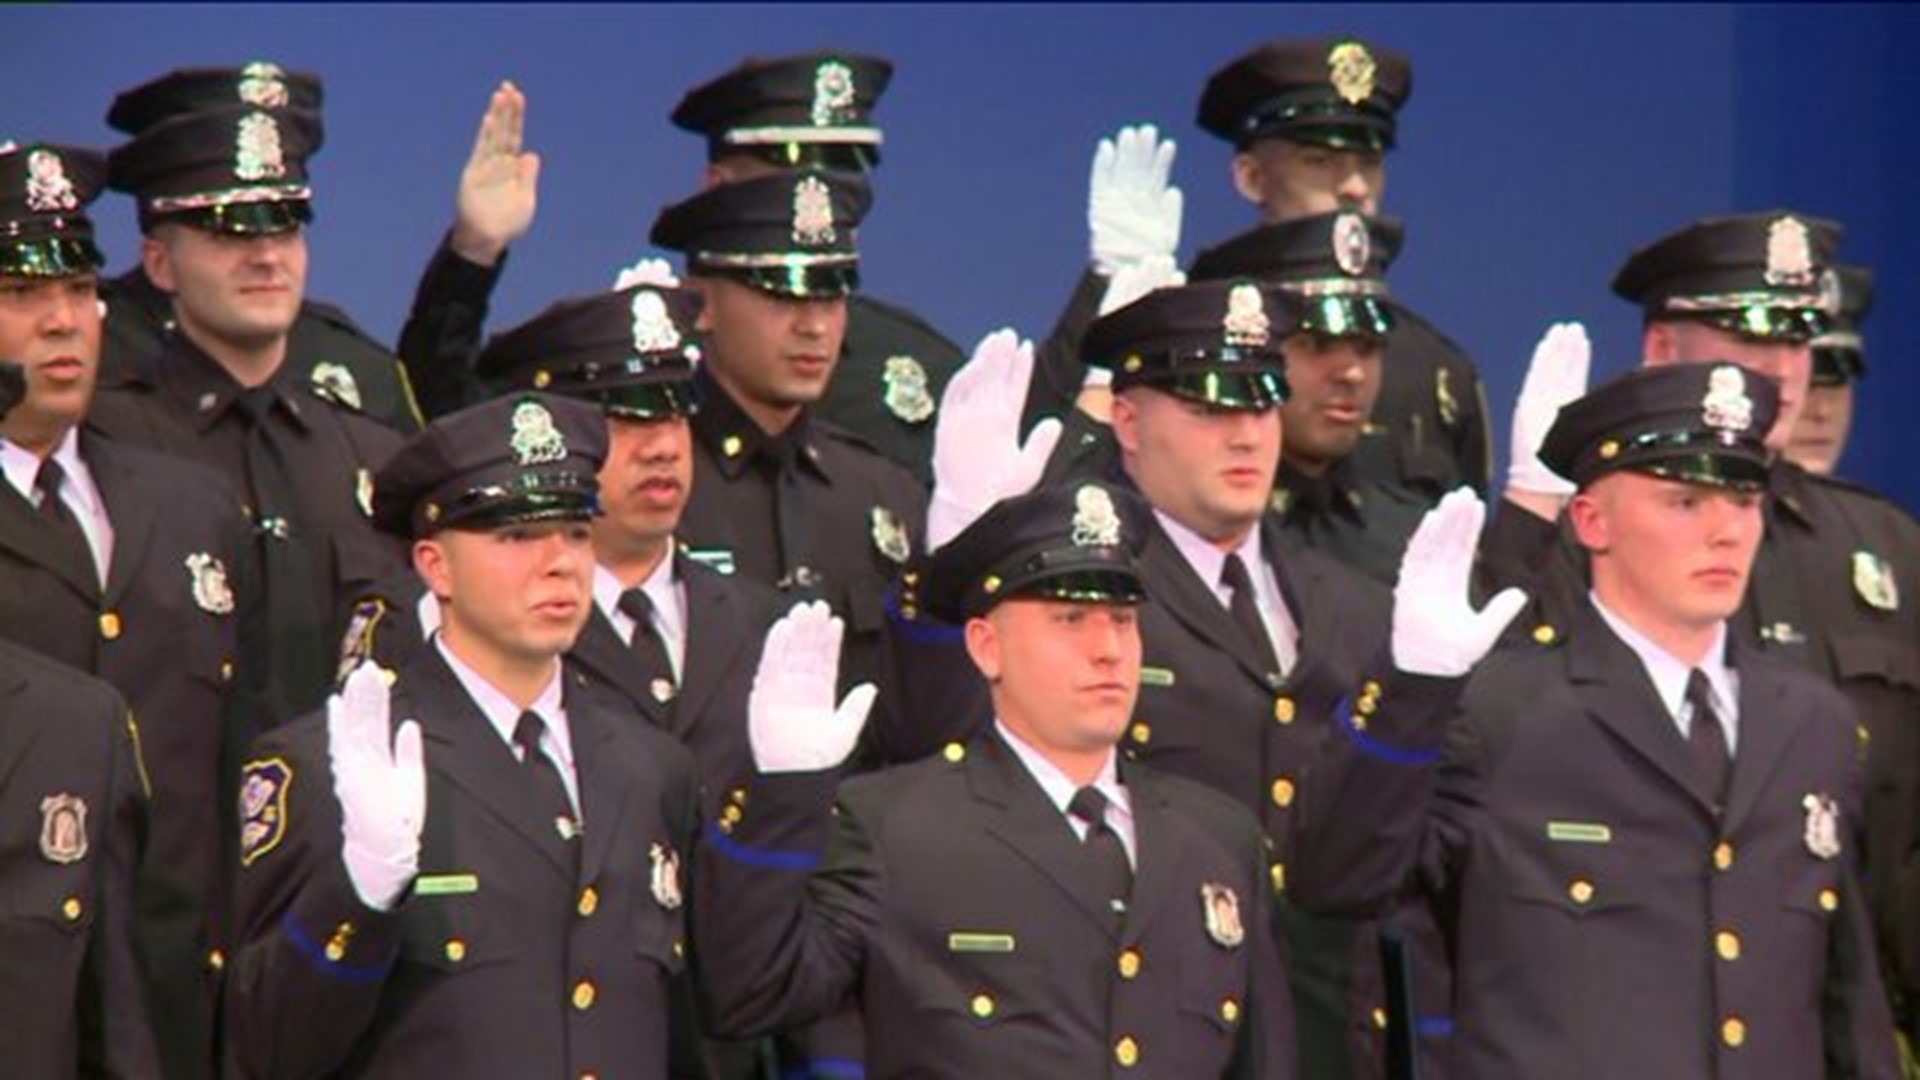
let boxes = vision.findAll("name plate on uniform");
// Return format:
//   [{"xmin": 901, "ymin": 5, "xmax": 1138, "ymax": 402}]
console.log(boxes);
[
  {"xmin": 1139, "ymin": 667, "xmax": 1176, "ymax": 688},
  {"xmin": 947, "ymin": 932, "xmax": 1017, "ymax": 954},
  {"xmin": 415, "ymin": 873, "xmax": 481, "ymax": 896},
  {"xmin": 1545, "ymin": 822, "xmax": 1612, "ymax": 845},
  {"xmin": 683, "ymin": 548, "xmax": 737, "ymax": 576}
]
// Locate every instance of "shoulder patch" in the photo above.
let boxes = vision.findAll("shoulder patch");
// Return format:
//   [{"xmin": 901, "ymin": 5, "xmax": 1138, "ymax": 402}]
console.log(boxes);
[
  {"xmin": 337, "ymin": 598, "xmax": 389, "ymax": 685},
  {"xmin": 239, "ymin": 757, "xmax": 293, "ymax": 867}
]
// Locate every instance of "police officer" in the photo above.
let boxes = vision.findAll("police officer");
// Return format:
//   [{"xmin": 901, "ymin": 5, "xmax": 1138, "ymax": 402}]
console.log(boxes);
[
  {"xmin": 1189, "ymin": 210, "xmax": 1432, "ymax": 585},
  {"xmin": 1786, "ymin": 263, "xmax": 1871, "ymax": 477},
  {"xmin": 693, "ymin": 481, "xmax": 1294, "ymax": 1077},
  {"xmin": 1293, "ymin": 364, "xmax": 1901, "ymax": 1078},
  {"xmin": 227, "ymin": 392, "xmax": 701, "ymax": 1078},
  {"xmin": 671, "ymin": 51, "xmax": 965, "ymax": 483},
  {"xmin": 650, "ymin": 168, "xmax": 928, "ymax": 765},
  {"xmin": 90, "ymin": 97, "xmax": 411, "ymax": 726},
  {"xmin": 0, "ymin": 141, "xmax": 257, "ymax": 1078}
]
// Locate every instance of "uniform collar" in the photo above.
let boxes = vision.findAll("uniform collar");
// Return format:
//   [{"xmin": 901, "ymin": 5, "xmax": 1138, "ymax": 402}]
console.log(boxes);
[
  {"xmin": 158, "ymin": 327, "xmax": 310, "ymax": 435},
  {"xmin": 1589, "ymin": 591, "xmax": 1739, "ymax": 747},
  {"xmin": 690, "ymin": 364, "xmax": 828, "ymax": 484},
  {"xmin": 1272, "ymin": 457, "xmax": 1363, "ymax": 522},
  {"xmin": 432, "ymin": 632, "xmax": 571, "ymax": 764}
]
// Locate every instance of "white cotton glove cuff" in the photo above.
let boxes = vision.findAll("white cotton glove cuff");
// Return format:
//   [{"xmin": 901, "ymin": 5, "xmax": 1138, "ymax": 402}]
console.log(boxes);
[
  {"xmin": 1506, "ymin": 322, "xmax": 1591, "ymax": 498},
  {"xmin": 749, "ymin": 602, "xmax": 877, "ymax": 773},
  {"xmin": 329, "ymin": 664, "xmax": 425, "ymax": 911},
  {"xmin": 1391, "ymin": 490, "xmax": 1529, "ymax": 677}
]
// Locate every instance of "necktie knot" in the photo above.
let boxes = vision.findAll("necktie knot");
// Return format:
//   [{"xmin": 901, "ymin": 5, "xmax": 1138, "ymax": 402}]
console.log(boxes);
[
  {"xmin": 513, "ymin": 710, "xmax": 546, "ymax": 765},
  {"xmin": 617, "ymin": 588, "xmax": 655, "ymax": 626},
  {"xmin": 1068, "ymin": 786, "xmax": 1110, "ymax": 833},
  {"xmin": 34, "ymin": 458, "xmax": 66, "ymax": 502}
]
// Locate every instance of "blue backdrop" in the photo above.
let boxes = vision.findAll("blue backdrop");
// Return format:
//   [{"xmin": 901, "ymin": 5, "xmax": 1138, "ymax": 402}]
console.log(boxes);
[{"xmin": 5, "ymin": 3, "xmax": 1913, "ymax": 509}]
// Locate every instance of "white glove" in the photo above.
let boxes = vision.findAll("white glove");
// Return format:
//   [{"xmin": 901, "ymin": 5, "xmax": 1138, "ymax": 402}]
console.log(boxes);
[
  {"xmin": 612, "ymin": 256, "xmax": 681, "ymax": 291},
  {"xmin": 1391, "ymin": 489, "xmax": 1528, "ymax": 677},
  {"xmin": 1096, "ymin": 253, "xmax": 1187, "ymax": 320},
  {"xmin": 1506, "ymin": 322, "xmax": 1591, "ymax": 498},
  {"xmin": 329, "ymin": 662, "xmax": 426, "ymax": 911},
  {"xmin": 1089, "ymin": 124, "xmax": 1182, "ymax": 276},
  {"xmin": 927, "ymin": 329, "xmax": 1065, "ymax": 550},
  {"xmin": 748, "ymin": 602, "xmax": 877, "ymax": 773}
]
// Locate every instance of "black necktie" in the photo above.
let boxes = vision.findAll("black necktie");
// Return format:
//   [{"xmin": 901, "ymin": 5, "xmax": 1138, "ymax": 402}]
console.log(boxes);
[
  {"xmin": 1221, "ymin": 553, "xmax": 1279, "ymax": 674},
  {"xmin": 236, "ymin": 386, "xmax": 331, "ymax": 721},
  {"xmin": 1685, "ymin": 670, "xmax": 1731, "ymax": 807},
  {"xmin": 513, "ymin": 710, "xmax": 579, "ymax": 843},
  {"xmin": 34, "ymin": 459, "xmax": 94, "ymax": 574},
  {"xmin": 1068, "ymin": 786, "xmax": 1132, "ymax": 926},
  {"xmin": 616, "ymin": 588, "xmax": 677, "ymax": 697},
  {"xmin": 759, "ymin": 436, "xmax": 817, "ymax": 594}
]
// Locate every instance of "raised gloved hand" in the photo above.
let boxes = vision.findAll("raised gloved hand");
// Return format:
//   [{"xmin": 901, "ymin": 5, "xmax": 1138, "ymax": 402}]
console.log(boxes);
[
  {"xmin": 1089, "ymin": 124, "xmax": 1182, "ymax": 276},
  {"xmin": 1506, "ymin": 322, "xmax": 1591, "ymax": 499},
  {"xmin": 926, "ymin": 329, "xmax": 1064, "ymax": 550},
  {"xmin": 1096, "ymin": 253, "xmax": 1187, "ymax": 321},
  {"xmin": 1391, "ymin": 489, "xmax": 1528, "ymax": 677},
  {"xmin": 329, "ymin": 662, "xmax": 425, "ymax": 911},
  {"xmin": 450, "ymin": 81, "xmax": 541, "ymax": 268},
  {"xmin": 612, "ymin": 256, "xmax": 682, "ymax": 291},
  {"xmin": 748, "ymin": 602, "xmax": 877, "ymax": 773}
]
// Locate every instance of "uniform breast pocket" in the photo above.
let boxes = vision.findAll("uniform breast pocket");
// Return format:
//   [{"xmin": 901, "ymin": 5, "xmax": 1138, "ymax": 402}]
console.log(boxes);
[
  {"xmin": 1502, "ymin": 840, "xmax": 1648, "ymax": 919},
  {"xmin": 632, "ymin": 898, "xmax": 686, "ymax": 977},
  {"xmin": 1831, "ymin": 631, "xmax": 1920, "ymax": 692},
  {"xmin": 1179, "ymin": 944, "xmax": 1252, "ymax": 1035},
  {"xmin": 908, "ymin": 951, "xmax": 1048, "ymax": 1031},
  {"xmin": 0, "ymin": 868, "xmax": 95, "ymax": 970},
  {"xmin": 397, "ymin": 890, "xmax": 520, "ymax": 975}
]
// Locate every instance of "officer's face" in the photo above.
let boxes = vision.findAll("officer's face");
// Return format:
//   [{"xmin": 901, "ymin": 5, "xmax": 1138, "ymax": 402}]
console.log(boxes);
[
  {"xmin": 1783, "ymin": 382, "xmax": 1855, "ymax": 477},
  {"xmin": 1643, "ymin": 321, "xmax": 1808, "ymax": 451},
  {"xmin": 0, "ymin": 273, "xmax": 100, "ymax": 451},
  {"xmin": 1232, "ymin": 139, "xmax": 1384, "ymax": 223},
  {"xmin": 967, "ymin": 598, "xmax": 1141, "ymax": 763},
  {"xmin": 1113, "ymin": 388, "xmax": 1280, "ymax": 548},
  {"xmin": 1570, "ymin": 472, "xmax": 1763, "ymax": 633},
  {"xmin": 415, "ymin": 520, "xmax": 595, "ymax": 678},
  {"xmin": 1280, "ymin": 332, "xmax": 1383, "ymax": 472},
  {"xmin": 143, "ymin": 223, "xmax": 308, "ymax": 354},
  {"xmin": 594, "ymin": 414, "xmax": 693, "ymax": 559},
  {"xmin": 693, "ymin": 275, "xmax": 846, "ymax": 425}
]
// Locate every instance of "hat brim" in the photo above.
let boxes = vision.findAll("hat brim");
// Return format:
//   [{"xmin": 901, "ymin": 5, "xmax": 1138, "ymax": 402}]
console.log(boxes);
[
  {"xmin": 720, "ymin": 140, "xmax": 880, "ymax": 172},
  {"xmin": 597, "ymin": 382, "xmax": 699, "ymax": 421},
  {"xmin": 1635, "ymin": 453, "xmax": 1771, "ymax": 493},
  {"xmin": 392, "ymin": 481, "xmax": 602, "ymax": 538},
  {"xmin": 724, "ymin": 262, "xmax": 860, "ymax": 299},
  {"xmin": 1133, "ymin": 368, "xmax": 1289, "ymax": 411},
  {"xmin": 1299, "ymin": 295, "xmax": 1394, "ymax": 339},
  {"xmin": 0, "ymin": 236, "xmax": 104, "ymax": 277},
  {"xmin": 150, "ymin": 199, "xmax": 312, "ymax": 236},
  {"xmin": 1682, "ymin": 305, "xmax": 1827, "ymax": 344},
  {"xmin": 1810, "ymin": 346, "xmax": 1863, "ymax": 386}
]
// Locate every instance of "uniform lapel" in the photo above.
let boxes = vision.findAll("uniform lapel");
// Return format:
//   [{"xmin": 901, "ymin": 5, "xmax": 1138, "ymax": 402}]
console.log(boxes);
[
  {"xmin": 84, "ymin": 437, "xmax": 156, "ymax": 608},
  {"xmin": 1261, "ymin": 524, "xmax": 1341, "ymax": 689},
  {"xmin": 969, "ymin": 733, "xmax": 1122, "ymax": 934},
  {"xmin": 571, "ymin": 686, "xmax": 632, "ymax": 887},
  {"xmin": 567, "ymin": 608, "xmax": 671, "ymax": 728},
  {"xmin": 672, "ymin": 565, "xmax": 751, "ymax": 738},
  {"xmin": 0, "ymin": 471, "xmax": 97, "ymax": 602},
  {"xmin": 1718, "ymin": 641, "xmax": 1808, "ymax": 831},
  {"xmin": 1139, "ymin": 523, "xmax": 1275, "ymax": 687},
  {"xmin": 1566, "ymin": 603, "xmax": 1718, "ymax": 817},
  {"xmin": 1116, "ymin": 767, "xmax": 1189, "ymax": 938}
]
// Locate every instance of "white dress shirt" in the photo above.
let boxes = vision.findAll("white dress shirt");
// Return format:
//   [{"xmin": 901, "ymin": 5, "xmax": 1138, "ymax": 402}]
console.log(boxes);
[
  {"xmin": 996, "ymin": 720, "xmax": 1137, "ymax": 867},
  {"xmin": 1154, "ymin": 510, "xmax": 1298, "ymax": 676},
  {"xmin": 435, "ymin": 634, "xmax": 581, "ymax": 814},
  {"xmin": 2, "ymin": 429, "xmax": 113, "ymax": 585},
  {"xmin": 1591, "ymin": 592, "xmax": 1740, "ymax": 753},
  {"xmin": 594, "ymin": 550, "xmax": 687, "ymax": 681}
]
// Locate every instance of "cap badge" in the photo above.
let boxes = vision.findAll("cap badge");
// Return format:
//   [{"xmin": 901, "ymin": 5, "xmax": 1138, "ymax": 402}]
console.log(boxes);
[
  {"xmin": 310, "ymin": 362, "xmax": 362, "ymax": 411},
  {"xmin": 1223, "ymin": 283, "xmax": 1272, "ymax": 348},
  {"xmin": 649, "ymin": 842, "xmax": 684, "ymax": 910},
  {"xmin": 1851, "ymin": 550, "xmax": 1899, "ymax": 612},
  {"xmin": 1700, "ymin": 366, "xmax": 1753, "ymax": 436},
  {"xmin": 1765, "ymin": 216, "xmax": 1815, "ymax": 288},
  {"xmin": 509, "ymin": 400, "xmax": 569, "ymax": 466},
  {"xmin": 238, "ymin": 757, "xmax": 292, "ymax": 866},
  {"xmin": 792, "ymin": 175, "xmax": 836, "ymax": 247},
  {"xmin": 24, "ymin": 149, "xmax": 78, "ymax": 213},
  {"xmin": 1071, "ymin": 485, "xmax": 1123, "ymax": 548},
  {"xmin": 1200, "ymin": 882, "xmax": 1245, "ymax": 948},
  {"xmin": 871, "ymin": 505, "xmax": 911, "ymax": 564},
  {"xmin": 811, "ymin": 61, "xmax": 857, "ymax": 127},
  {"xmin": 1818, "ymin": 267, "xmax": 1844, "ymax": 318},
  {"xmin": 1802, "ymin": 793, "xmax": 1841, "ymax": 860},
  {"xmin": 185, "ymin": 553, "xmax": 236, "ymax": 615},
  {"xmin": 1332, "ymin": 212, "xmax": 1371, "ymax": 277},
  {"xmin": 882, "ymin": 355, "xmax": 935, "ymax": 424},
  {"xmin": 39, "ymin": 793, "xmax": 88, "ymax": 865},
  {"xmin": 237, "ymin": 62, "xmax": 290, "ymax": 108},
  {"xmin": 234, "ymin": 112, "xmax": 288, "ymax": 182},
  {"xmin": 1327, "ymin": 41, "xmax": 1378, "ymax": 105},
  {"xmin": 630, "ymin": 289, "xmax": 683, "ymax": 353}
]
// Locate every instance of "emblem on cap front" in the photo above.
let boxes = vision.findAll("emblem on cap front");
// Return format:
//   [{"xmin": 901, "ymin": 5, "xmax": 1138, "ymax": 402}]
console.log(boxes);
[
  {"xmin": 1852, "ymin": 550, "xmax": 1899, "ymax": 612},
  {"xmin": 812, "ymin": 61, "xmax": 856, "ymax": 127},
  {"xmin": 24, "ymin": 149, "xmax": 78, "ymax": 213},
  {"xmin": 1333, "ymin": 212, "xmax": 1371, "ymax": 276},
  {"xmin": 792, "ymin": 176, "xmax": 836, "ymax": 247},
  {"xmin": 871, "ymin": 505, "xmax": 911, "ymax": 564},
  {"xmin": 1765, "ymin": 216, "xmax": 1815, "ymax": 288},
  {"xmin": 237, "ymin": 62, "xmax": 290, "ymax": 108},
  {"xmin": 1700, "ymin": 366, "xmax": 1753, "ymax": 436},
  {"xmin": 1223, "ymin": 283, "xmax": 1272, "ymax": 348},
  {"xmin": 1071, "ymin": 485, "xmax": 1122, "ymax": 548},
  {"xmin": 1802, "ymin": 793, "xmax": 1841, "ymax": 860},
  {"xmin": 1200, "ymin": 882, "xmax": 1245, "ymax": 948},
  {"xmin": 649, "ymin": 842, "xmax": 684, "ymax": 910},
  {"xmin": 39, "ymin": 794, "xmax": 88, "ymax": 865},
  {"xmin": 510, "ymin": 400, "xmax": 568, "ymax": 466},
  {"xmin": 185, "ymin": 553, "xmax": 236, "ymax": 615},
  {"xmin": 630, "ymin": 289, "xmax": 683, "ymax": 353},
  {"xmin": 882, "ymin": 355, "xmax": 935, "ymax": 424},
  {"xmin": 1327, "ymin": 41, "xmax": 1377, "ymax": 105},
  {"xmin": 234, "ymin": 112, "xmax": 288, "ymax": 182},
  {"xmin": 310, "ymin": 362, "xmax": 362, "ymax": 411}
]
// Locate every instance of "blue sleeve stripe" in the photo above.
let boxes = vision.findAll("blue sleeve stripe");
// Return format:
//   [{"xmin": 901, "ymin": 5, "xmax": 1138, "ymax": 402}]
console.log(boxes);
[
  {"xmin": 1337, "ymin": 694, "xmax": 1442, "ymax": 767},
  {"xmin": 282, "ymin": 911, "xmax": 394, "ymax": 984},
  {"xmin": 884, "ymin": 588, "xmax": 965, "ymax": 646},
  {"xmin": 1417, "ymin": 1016, "xmax": 1455, "ymax": 1038},
  {"xmin": 782, "ymin": 1058, "xmax": 866, "ymax": 1079},
  {"xmin": 704, "ymin": 821, "xmax": 822, "ymax": 872}
]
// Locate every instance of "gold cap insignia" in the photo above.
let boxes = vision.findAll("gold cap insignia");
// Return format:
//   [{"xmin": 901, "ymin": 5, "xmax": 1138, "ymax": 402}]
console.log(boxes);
[
  {"xmin": 1765, "ymin": 216, "xmax": 1815, "ymax": 288},
  {"xmin": 509, "ymin": 400, "xmax": 568, "ymax": 466},
  {"xmin": 882, "ymin": 355, "xmax": 935, "ymax": 424},
  {"xmin": 649, "ymin": 841, "xmax": 684, "ymax": 910},
  {"xmin": 1332, "ymin": 212, "xmax": 1371, "ymax": 276},
  {"xmin": 39, "ymin": 793, "xmax": 88, "ymax": 865},
  {"xmin": 24, "ymin": 149, "xmax": 78, "ymax": 213},
  {"xmin": 1700, "ymin": 366, "xmax": 1753, "ymax": 436},
  {"xmin": 310, "ymin": 361, "xmax": 362, "ymax": 411},
  {"xmin": 1802, "ymin": 793, "xmax": 1841, "ymax": 859},
  {"xmin": 234, "ymin": 112, "xmax": 288, "ymax": 182},
  {"xmin": 1071, "ymin": 485, "xmax": 1122, "ymax": 548},
  {"xmin": 1223, "ymin": 283, "xmax": 1271, "ymax": 348},
  {"xmin": 237, "ymin": 62, "xmax": 290, "ymax": 108},
  {"xmin": 1327, "ymin": 41, "xmax": 1377, "ymax": 106},
  {"xmin": 185, "ymin": 552, "xmax": 236, "ymax": 615},
  {"xmin": 630, "ymin": 289, "xmax": 683, "ymax": 353},
  {"xmin": 792, "ymin": 175, "xmax": 836, "ymax": 247},
  {"xmin": 1851, "ymin": 550, "xmax": 1899, "ymax": 612},
  {"xmin": 1200, "ymin": 882, "xmax": 1245, "ymax": 948},
  {"xmin": 811, "ymin": 61, "xmax": 856, "ymax": 127}
]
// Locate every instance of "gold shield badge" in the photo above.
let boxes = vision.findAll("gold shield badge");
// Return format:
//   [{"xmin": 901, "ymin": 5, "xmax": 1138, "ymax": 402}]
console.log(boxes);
[
  {"xmin": 882, "ymin": 355, "xmax": 936, "ymax": 424},
  {"xmin": 1851, "ymin": 550, "xmax": 1899, "ymax": 612}
]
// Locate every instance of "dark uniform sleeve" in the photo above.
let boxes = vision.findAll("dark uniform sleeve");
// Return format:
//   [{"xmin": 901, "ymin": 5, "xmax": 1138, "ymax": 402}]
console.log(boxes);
[
  {"xmin": 82, "ymin": 709, "xmax": 163, "ymax": 1079},
  {"xmin": 1826, "ymin": 743, "xmax": 1905, "ymax": 1078},
  {"xmin": 1019, "ymin": 267, "xmax": 1108, "ymax": 440},
  {"xmin": 394, "ymin": 233, "xmax": 508, "ymax": 421},
  {"xmin": 226, "ymin": 724, "xmax": 405, "ymax": 1080}
]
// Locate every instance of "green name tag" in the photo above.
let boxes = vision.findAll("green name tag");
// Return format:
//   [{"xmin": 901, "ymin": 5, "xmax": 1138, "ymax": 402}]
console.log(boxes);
[
  {"xmin": 947, "ymin": 932, "xmax": 1016, "ymax": 954},
  {"xmin": 415, "ymin": 873, "xmax": 480, "ymax": 896},
  {"xmin": 1545, "ymin": 822, "xmax": 1612, "ymax": 845},
  {"xmin": 684, "ymin": 549, "xmax": 736, "ymax": 576},
  {"xmin": 1139, "ymin": 667, "xmax": 1176, "ymax": 688}
]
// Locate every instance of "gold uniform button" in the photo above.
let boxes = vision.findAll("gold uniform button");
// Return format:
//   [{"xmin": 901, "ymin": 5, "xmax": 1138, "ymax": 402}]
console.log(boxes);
[
  {"xmin": 1130, "ymin": 722, "xmax": 1151, "ymax": 745},
  {"xmin": 1371, "ymin": 1006, "xmax": 1388, "ymax": 1030},
  {"xmin": 730, "ymin": 787, "xmax": 748, "ymax": 807},
  {"xmin": 578, "ymin": 887, "xmax": 599, "ymax": 918},
  {"xmin": 1270, "ymin": 777, "xmax": 1296, "ymax": 809},
  {"xmin": 1721, "ymin": 1016, "xmax": 1746, "ymax": 1048},
  {"xmin": 673, "ymin": 939, "xmax": 685, "ymax": 960},
  {"xmin": 219, "ymin": 660, "xmax": 235, "ymax": 683},
  {"xmin": 61, "ymin": 896, "xmax": 83, "ymax": 921},
  {"xmin": 720, "ymin": 805, "xmax": 743, "ymax": 826},
  {"xmin": 444, "ymin": 939, "xmax": 467, "ymax": 963},
  {"xmin": 99, "ymin": 611, "xmax": 123, "ymax": 640},
  {"xmin": 1221, "ymin": 998, "xmax": 1241, "ymax": 1023},
  {"xmin": 324, "ymin": 922, "xmax": 354, "ymax": 962},
  {"xmin": 532, "ymin": 369, "xmax": 552, "ymax": 389},
  {"xmin": 1532, "ymin": 624, "xmax": 1557, "ymax": 646},
  {"xmin": 942, "ymin": 742, "xmax": 966, "ymax": 763},
  {"xmin": 1273, "ymin": 696, "xmax": 1295, "ymax": 724},
  {"xmin": 206, "ymin": 948, "xmax": 226, "ymax": 972},
  {"xmin": 1819, "ymin": 888, "xmax": 1839, "ymax": 913},
  {"xmin": 970, "ymin": 993, "xmax": 995, "ymax": 1019},
  {"xmin": 1114, "ymin": 1035, "xmax": 1140, "ymax": 1068},
  {"xmin": 1715, "ymin": 930, "xmax": 1741, "ymax": 961},
  {"xmin": 1713, "ymin": 841, "xmax": 1734, "ymax": 872},
  {"xmin": 572, "ymin": 980, "xmax": 597, "ymax": 1011},
  {"xmin": 1270, "ymin": 863, "xmax": 1286, "ymax": 894},
  {"xmin": 1117, "ymin": 949, "xmax": 1142, "ymax": 979},
  {"xmin": 1568, "ymin": 879, "xmax": 1595, "ymax": 905},
  {"xmin": 722, "ymin": 435, "xmax": 743, "ymax": 458},
  {"xmin": 580, "ymin": 1073, "xmax": 599, "ymax": 1080}
]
